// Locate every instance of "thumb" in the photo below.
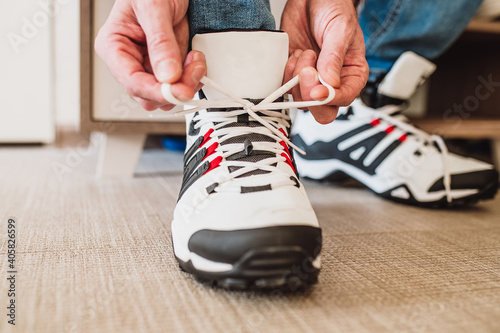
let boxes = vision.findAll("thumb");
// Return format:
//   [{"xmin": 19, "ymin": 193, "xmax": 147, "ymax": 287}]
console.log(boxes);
[
  {"xmin": 316, "ymin": 24, "xmax": 349, "ymax": 89},
  {"xmin": 135, "ymin": 3, "xmax": 183, "ymax": 83}
]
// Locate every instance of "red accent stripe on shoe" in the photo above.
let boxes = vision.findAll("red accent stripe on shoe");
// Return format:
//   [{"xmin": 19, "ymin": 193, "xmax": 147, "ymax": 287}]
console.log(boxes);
[
  {"xmin": 204, "ymin": 156, "xmax": 223, "ymax": 175},
  {"xmin": 278, "ymin": 128, "xmax": 296, "ymax": 172},
  {"xmin": 370, "ymin": 119, "xmax": 381, "ymax": 126},
  {"xmin": 279, "ymin": 141, "xmax": 292, "ymax": 159},
  {"xmin": 281, "ymin": 153, "xmax": 296, "ymax": 173},
  {"xmin": 398, "ymin": 134, "xmax": 408, "ymax": 142},
  {"xmin": 385, "ymin": 125, "xmax": 395, "ymax": 134},
  {"xmin": 203, "ymin": 142, "xmax": 219, "ymax": 161},
  {"xmin": 279, "ymin": 128, "xmax": 288, "ymax": 137},
  {"xmin": 200, "ymin": 129, "xmax": 214, "ymax": 147}
]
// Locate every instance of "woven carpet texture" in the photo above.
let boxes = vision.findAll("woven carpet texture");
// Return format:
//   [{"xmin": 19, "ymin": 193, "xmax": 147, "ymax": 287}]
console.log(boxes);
[{"xmin": 0, "ymin": 146, "xmax": 499, "ymax": 333}]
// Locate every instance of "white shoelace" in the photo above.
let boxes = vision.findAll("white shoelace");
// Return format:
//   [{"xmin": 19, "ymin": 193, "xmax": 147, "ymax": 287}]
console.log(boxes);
[
  {"xmin": 152, "ymin": 75, "xmax": 335, "ymax": 191},
  {"xmin": 368, "ymin": 105, "xmax": 452, "ymax": 203}
]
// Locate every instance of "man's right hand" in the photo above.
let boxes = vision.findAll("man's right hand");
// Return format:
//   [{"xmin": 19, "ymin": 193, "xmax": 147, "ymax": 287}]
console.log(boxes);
[{"xmin": 95, "ymin": 0, "xmax": 207, "ymax": 111}]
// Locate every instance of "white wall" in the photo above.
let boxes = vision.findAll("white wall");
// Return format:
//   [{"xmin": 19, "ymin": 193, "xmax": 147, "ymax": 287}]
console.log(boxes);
[
  {"xmin": 0, "ymin": 1, "xmax": 55, "ymax": 143},
  {"xmin": 55, "ymin": 0, "xmax": 80, "ymax": 128}
]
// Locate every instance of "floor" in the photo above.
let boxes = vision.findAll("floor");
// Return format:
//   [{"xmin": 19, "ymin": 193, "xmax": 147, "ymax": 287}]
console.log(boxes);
[{"xmin": 1, "ymin": 146, "xmax": 499, "ymax": 333}]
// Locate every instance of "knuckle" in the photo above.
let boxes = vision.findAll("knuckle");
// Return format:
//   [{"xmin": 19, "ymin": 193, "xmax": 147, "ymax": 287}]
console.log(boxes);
[
  {"xmin": 328, "ymin": 51, "xmax": 344, "ymax": 66},
  {"xmin": 147, "ymin": 32, "xmax": 174, "ymax": 51},
  {"xmin": 285, "ymin": 62, "xmax": 296, "ymax": 73},
  {"xmin": 125, "ymin": 85, "xmax": 139, "ymax": 98},
  {"xmin": 302, "ymin": 49, "xmax": 317, "ymax": 61}
]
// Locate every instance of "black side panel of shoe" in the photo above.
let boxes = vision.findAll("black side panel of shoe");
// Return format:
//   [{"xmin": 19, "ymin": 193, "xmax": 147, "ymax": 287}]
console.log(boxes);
[
  {"xmin": 314, "ymin": 169, "xmax": 499, "ymax": 209},
  {"xmin": 428, "ymin": 169, "xmax": 499, "ymax": 192},
  {"xmin": 176, "ymin": 226, "xmax": 322, "ymax": 290},
  {"xmin": 379, "ymin": 180, "xmax": 500, "ymax": 209},
  {"xmin": 291, "ymin": 129, "xmax": 401, "ymax": 176},
  {"xmin": 188, "ymin": 226, "xmax": 321, "ymax": 264}
]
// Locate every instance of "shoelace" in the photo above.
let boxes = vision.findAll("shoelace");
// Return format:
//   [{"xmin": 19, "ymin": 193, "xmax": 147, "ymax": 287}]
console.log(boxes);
[
  {"xmin": 360, "ymin": 104, "xmax": 453, "ymax": 203},
  {"xmin": 152, "ymin": 75, "xmax": 335, "ymax": 192}
]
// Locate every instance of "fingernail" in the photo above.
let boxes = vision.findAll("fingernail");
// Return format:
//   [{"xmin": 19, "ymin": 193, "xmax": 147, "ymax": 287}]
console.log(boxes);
[
  {"xmin": 293, "ymin": 49, "xmax": 303, "ymax": 58},
  {"xmin": 301, "ymin": 67, "xmax": 317, "ymax": 86},
  {"xmin": 192, "ymin": 65, "xmax": 206, "ymax": 82},
  {"xmin": 193, "ymin": 52, "xmax": 205, "ymax": 62},
  {"xmin": 156, "ymin": 59, "xmax": 180, "ymax": 82}
]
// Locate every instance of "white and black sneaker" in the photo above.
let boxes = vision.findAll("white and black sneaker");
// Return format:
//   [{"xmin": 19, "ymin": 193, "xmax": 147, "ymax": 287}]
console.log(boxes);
[
  {"xmin": 292, "ymin": 52, "xmax": 499, "ymax": 208},
  {"xmin": 160, "ymin": 31, "xmax": 334, "ymax": 289}
]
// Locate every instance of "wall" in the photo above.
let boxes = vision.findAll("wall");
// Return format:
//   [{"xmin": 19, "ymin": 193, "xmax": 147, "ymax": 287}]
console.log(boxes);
[
  {"xmin": 0, "ymin": 0, "xmax": 55, "ymax": 143},
  {"xmin": 55, "ymin": 0, "xmax": 80, "ymax": 128}
]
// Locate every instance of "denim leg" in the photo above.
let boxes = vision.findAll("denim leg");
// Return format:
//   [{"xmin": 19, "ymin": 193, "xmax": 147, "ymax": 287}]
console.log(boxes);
[
  {"xmin": 188, "ymin": 0, "xmax": 276, "ymax": 40},
  {"xmin": 359, "ymin": 0, "xmax": 483, "ymax": 77}
]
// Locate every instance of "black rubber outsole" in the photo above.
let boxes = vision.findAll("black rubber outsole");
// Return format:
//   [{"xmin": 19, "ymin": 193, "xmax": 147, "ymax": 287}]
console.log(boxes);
[
  {"xmin": 176, "ymin": 246, "xmax": 320, "ymax": 291},
  {"xmin": 306, "ymin": 170, "xmax": 499, "ymax": 209}
]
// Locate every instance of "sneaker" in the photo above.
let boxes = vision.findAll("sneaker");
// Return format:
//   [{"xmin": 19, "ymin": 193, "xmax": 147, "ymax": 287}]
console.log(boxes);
[
  {"xmin": 292, "ymin": 52, "xmax": 499, "ymax": 208},
  {"xmin": 162, "ymin": 31, "xmax": 331, "ymax": 289}
]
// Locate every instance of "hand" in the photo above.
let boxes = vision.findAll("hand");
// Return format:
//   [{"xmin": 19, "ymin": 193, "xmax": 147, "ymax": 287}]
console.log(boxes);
[
  {"xmin": 281, "ymin": 0, "xmax": 368, "ymax": 124},
  {"xmin": 94, "ymin": 0, "xmax": 207, "ymax": 111}
]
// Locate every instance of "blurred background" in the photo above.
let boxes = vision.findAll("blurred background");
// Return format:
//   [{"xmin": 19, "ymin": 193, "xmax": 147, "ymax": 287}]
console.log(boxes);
[
  {"xmin": 1, "ymin": 0, "xmax": 79, "ymax": 143},
  {"xmin": 1, "ymin": 0, "xmax": 500, "ymax": 171}
]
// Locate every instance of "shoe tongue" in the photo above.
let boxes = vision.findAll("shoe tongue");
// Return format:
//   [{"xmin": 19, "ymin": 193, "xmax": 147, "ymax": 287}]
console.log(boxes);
[
  {"xmin": 217, "ymin": 110, "xmax": 279, "ymax": 178},
  {"xmin": 192, "ymin": 31, "xmax": 289, "ymax": 100},
  {"xmin": 210, "ymin": 99, "xmax": 287, "ymax": 179}
]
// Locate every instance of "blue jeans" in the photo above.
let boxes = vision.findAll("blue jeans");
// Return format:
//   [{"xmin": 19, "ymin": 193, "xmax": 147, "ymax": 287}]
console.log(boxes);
[
  {"xmin": 189, "ymin": 0, "xmax": 482, "ymax": 75},
  {"xmin": 359, "ymin": 0, "xmax": 483, "ymax": 79},
  {"xmin": 188, "ymin": 0, "xmax": 275, "ymax": 40}
]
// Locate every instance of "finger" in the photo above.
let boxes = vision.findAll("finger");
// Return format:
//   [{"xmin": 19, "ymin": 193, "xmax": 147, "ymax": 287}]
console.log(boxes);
[
  {"xmin": 170, "ymin": 60, "xmax": 207, "ymax": 101},
  {"xmin": 299, "ymin": 66, "xmax": 330, "ymax": 103},
  {"xmin": 109, "ymin": 47, "xmax": 167, "ymax": 103},
  {"xmin": 160, "ymin": 105, "xmax": 175, "ymax": 111},
  {"xmin": 284, "ymin": 49, "xmax": 302, "ymax": 89},
  {"xmin": 298, "ymin": 66, "xmax": 317, "ymax": 102},
  {"xmin": 331, "ymin": 63, "xmax": 368, "ymax": 106},
  {"xmin": 296, "ymin": 52, "xmax": 339, "ymax": 124},
  {"xmin": 329, "ymin": 28, "xmax": 369, "ymax": 106},
  {"xmin": 174, "ymin": 15, "xmax": 190, "ymax": 60},
  {"xmin": 95, "ymin": 26, "xmax": 170, "ymax": 105},
  {"xmin": 134, "ymin": 97, "xmax": 165, "ymax": 111},
  {"xmin": 167, "ymin": 50, "xmax": 207, "ymax": 101},
  {"xmin": 143, "ymin": 54, "xmax": 153, "ymax": 74},
  {"xmin": 135, "ymin": 1, "xmax": 183, "ymax": 83},
  {"xmin": 184, "ymin": 50, "xmax": 206, "ymax": 68},
  {"xmin": 316, "ymin": 20, "xmax": 352, "ymax": 89},
  {"xmin": 292, "ymin": 50, "xmax": 317, "ymax": 103},
  {"xmin": 309, "ymin": 105, "xmax": 340, "ymax": 124}
]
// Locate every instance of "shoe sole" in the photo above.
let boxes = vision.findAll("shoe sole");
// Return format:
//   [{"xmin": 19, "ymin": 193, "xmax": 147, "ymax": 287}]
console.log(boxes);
[
  {"xmin": 295, "ymin": 155, "xmax": 499, "ymax": 208},
  {"xmin": 306, "ymin": 169, "xmax": 499, "ymax": 209},
  {"xmin": 381, "ymin": 179, "xmax": 499, "ymax": 209},
  {"xmin": 175, "ymin": 246, "xmax": 320, "ymax": 291}
]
